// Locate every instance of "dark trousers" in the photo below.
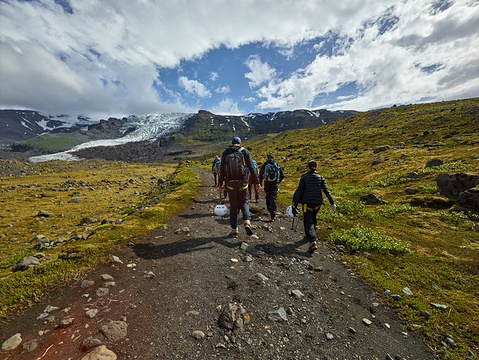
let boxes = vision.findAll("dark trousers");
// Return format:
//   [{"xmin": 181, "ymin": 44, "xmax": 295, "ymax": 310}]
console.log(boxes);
[
  {"xmin": 248, "ymin": 179, "xmax": 259, "ymax": 201},
  {"xmin": 228, "ymin": 188, "xmax": 251, "ymax": 229},
  {"xmin": 265, "ymin": 191, "xmax": 278, "ymax": 217},
  {"xmin": 303, "ymin": 204, "xmax": 320, "ymax": 242},
  {"xmin": 213, "ymin": 172, "xmax": 218, "ymax": 186}
]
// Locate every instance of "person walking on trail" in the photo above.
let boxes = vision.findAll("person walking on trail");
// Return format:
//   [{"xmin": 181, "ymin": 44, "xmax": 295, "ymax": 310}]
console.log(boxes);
[
  {"xmin": 292, "ymin": 160, "xmax": 336, "ymax": 254},
  {"xmin": 247, "ymin": 150, "xmax": 260, "ymax": 203},
  {"xmin": 259, "ymin": 154, "xmax": 284, "ymax": 221},
  {"xmin": 212, "ymin": 155, "xmax": 221, "ymax": 186},
  {"xmin": 218, "ymin": 137, "xmax": 261, "ymax": 237}
]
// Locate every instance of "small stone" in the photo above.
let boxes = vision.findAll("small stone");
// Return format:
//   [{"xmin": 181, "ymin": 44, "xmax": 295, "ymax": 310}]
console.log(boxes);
[
  {"xmin": 1, "ymin": 333, "xmax": 22, "ymax": 350},
  {"xmin": 290, "ymin": 290, "xmax": 304, "ymax": 299},
  {"xmin": 325, "ymin": 333, "xmax": 334, "ymax": 340},
  {"xmin": 370, "ymin": 302, "xmax": 379, "ymax": 313},
  {"xmin": 268, "ymin": 307, "xmax": 288, "ymax": 322},
  {"xmin": 99, "ymin": 274, "xmax": 114, "ymax": 281},
  {"xmin": 348, "ymin": 327, "xmax": 356, "ymax": 334},
  {"xmin": 192, "ymin": 330, "xmax": 205, "ymax": 340},
  {"xmin": 420, "ymin": 310, "xmax": 431, "ymax": 319},
  {"xmin": 430, "ymin": 303, "xmax": 448, "ymax": 310},
  {"xmin": 96, "ymin": 288, "xmax": 109, "ymax": 297},
  {"xmin": 445, "ymin": 337, "xmax": 457, "ymax": 347},
  {"xmin": 110, "ymin": 255, "xmax": 123, "ymax": 263},
  {"xmin": 81, "ymin": 336, "xmax": 103, "ymax": 351},
  {"xmin": 81, "ymin": 280, "xmax": 95, "ymax": 288},
  {"xmin": 230, "ymin": 258, "xmax": 239, "ymax": 263},
  {"xmin": 362, "ymin": 318, "xmax": 372, "ymax": 326},
  {"xmin": 86, "ymin": 309, "xmax": 99, "ymax": 318},
  {"xmin": 186, "ymin": 310, "xmax": 200, "ymax": 316},
  {"xmin": 391, "ymin": 294, "xmax": 402, "ymax": 301},
  {"xmin": 402, "ymin": 287, "xmax": 414, "ymax": 296},
  {"xmin": 56, "ymin": 317, "xmax": 74, "ymax": 329},
  {"xmin": 22, "ymin": 339, "xmax": 38, "ymax": 352}
]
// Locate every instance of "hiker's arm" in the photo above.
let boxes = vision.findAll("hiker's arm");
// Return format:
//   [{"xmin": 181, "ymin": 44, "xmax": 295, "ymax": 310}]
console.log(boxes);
[
  {"xmin": 292, "ymin": 176, "xmax": 304, "ymax": 206},
  {"xmin": 321, "ymin": 178, "xmax": 336, "ymax": 209}
]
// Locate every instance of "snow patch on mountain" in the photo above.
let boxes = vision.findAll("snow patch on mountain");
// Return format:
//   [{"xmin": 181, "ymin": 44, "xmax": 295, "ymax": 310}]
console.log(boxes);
[{"xmin": 29, "ymin": 113, "xmax": 192, "ymax": 163}]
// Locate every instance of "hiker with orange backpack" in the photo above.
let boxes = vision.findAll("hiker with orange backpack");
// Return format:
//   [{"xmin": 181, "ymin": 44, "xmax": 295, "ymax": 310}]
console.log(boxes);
[
  {"xmin": 292, "ymin": 160, "xmax": 336, "ymax": 254},
  {"xmin": 218, "ymin": 137, "xmax": 261, "ymax": 237}
]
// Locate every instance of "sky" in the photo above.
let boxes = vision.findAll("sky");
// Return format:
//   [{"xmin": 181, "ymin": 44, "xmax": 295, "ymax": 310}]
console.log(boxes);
[{"xmin": 0, "ymin": 0, "xmax": 478, "ymax": 119}]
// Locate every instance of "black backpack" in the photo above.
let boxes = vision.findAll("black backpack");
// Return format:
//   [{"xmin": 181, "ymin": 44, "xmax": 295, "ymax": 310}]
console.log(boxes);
[
  {"xmin": 225, "ymin": 147, "xmax": 247, "ymax": 180},
  {"xmin": 264, "ymin": 162, "xmax": 280, "ymax": 183}
]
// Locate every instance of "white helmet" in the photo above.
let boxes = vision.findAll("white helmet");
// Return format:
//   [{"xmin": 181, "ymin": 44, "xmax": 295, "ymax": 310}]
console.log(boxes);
[
  {"xmin": 214, "ymin": 204, "xmax": 228, "ymax": 216},
  {"xmin": 285, "ymin": 205, "xmax": 295, "ymax": 218}
]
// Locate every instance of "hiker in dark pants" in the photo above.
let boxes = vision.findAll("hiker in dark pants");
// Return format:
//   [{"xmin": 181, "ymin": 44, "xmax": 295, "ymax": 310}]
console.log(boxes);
[
  {"xmin": 212, "ymin": 155, "xmax": 221, "ymax": 186},
  {"xmin": 259, "ymin": 154, "xmax": 284, "ymax": 221},
  {"xmin": 292, "ymin": 160, "xmax": 336, "ymax": 254},
  {"xmin": 247, "ymin": 152, "xmax": 260, "ymax": 203},
  {"xmin": 218, "ymin": 137, "xmax": 261, "ymax": 237}
]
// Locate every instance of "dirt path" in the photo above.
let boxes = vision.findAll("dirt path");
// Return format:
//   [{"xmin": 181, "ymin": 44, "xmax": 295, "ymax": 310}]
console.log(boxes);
[{"xmin": 0, "ymin": 168, "xmax": 437, "ymax": 360}]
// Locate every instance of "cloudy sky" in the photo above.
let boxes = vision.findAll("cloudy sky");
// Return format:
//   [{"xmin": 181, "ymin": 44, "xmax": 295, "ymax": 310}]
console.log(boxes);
[{"xmin": 0, "ymin": 0, "xmax": 478, "ymax": 119}]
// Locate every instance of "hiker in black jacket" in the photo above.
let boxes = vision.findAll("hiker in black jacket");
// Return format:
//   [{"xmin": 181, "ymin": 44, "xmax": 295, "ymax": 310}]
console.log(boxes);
[
  {"xmin": 218, "ymin": 137, "xmax": 261, "ymax": 237},
  {"xmin": 292, "ymin": 160, "xmax": 336, "ymax": 254},
  {"xmin": 259, "ymin": 154, "xmax": 284, "ymax": 221}
]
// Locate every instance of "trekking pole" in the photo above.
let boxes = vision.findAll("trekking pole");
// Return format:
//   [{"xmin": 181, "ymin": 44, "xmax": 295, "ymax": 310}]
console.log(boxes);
[
  {"xmin": 291, "ymin": 215, "xmax": 296, "ymax": 231},
  {"xmin": 294, "ymin": 215, "xmax": 299, "ymax": 232}
]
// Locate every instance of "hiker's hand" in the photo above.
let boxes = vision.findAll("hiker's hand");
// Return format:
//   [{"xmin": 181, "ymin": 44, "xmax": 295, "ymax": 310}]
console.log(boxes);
[
  {"xmin": 331, "ymin": 204, "xmax": 337, "ymax": 211},
  {"xmin": 218, "ymin": 186, "xmax": 224, "ymax": 193},
  {"xmin": 292, "ymin": 206, "xmax": 299, "ymax": 216}
]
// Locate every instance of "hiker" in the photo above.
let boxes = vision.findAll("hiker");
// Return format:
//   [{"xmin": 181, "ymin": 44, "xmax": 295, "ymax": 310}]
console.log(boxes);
[
  {"xmin": 247, "ymin": 149, "xmax": 260, "ymax": 203},
  {"xmin": 292, "ymin": 160, "xmax": 336, "ymax": 254},
  {"xmin": 218, "ymin": 137, "xmax": 261, "ymax": 237},
  {"xmin": 212, "ymin": 155, "xmax": 221, "ymax": 186},
  {"xmin": 259, "ymin": 154, "xmax": 284, "ymax": 221}
]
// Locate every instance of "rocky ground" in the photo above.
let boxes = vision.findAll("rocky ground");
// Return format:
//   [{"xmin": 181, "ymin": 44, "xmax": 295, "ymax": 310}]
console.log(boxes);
[{"xmin": 0, "ymin": 169, "xmax": 438, "ymax": 360}]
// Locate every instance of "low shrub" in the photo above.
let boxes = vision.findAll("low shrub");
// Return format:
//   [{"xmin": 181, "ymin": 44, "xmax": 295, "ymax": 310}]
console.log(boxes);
[{"xmin": 329, "ymin": 224, "xmax": 410, "ymax": 254}]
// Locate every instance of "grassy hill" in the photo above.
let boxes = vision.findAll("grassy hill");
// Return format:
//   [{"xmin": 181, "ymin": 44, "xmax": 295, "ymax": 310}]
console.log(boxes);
[{"xmin": 218, "ymin": 97, "xmax": 478, "ymax": 359}]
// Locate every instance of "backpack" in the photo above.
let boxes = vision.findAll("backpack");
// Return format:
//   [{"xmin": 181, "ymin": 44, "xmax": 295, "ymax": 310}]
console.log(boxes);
[
  {"xmin": 225, "ymin": 147, "xmax": 247, "ymax": 180},
  {"xmin": 213, "ymin": 159, "xmax": 221, "ymax": 173},
  {"xmin": 264, "ymin": 162, "xmax": 280, "ymax": 183}
]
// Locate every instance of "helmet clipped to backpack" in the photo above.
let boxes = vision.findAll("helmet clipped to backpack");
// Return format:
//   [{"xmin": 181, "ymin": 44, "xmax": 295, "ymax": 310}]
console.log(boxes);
[
  {"xmin": 285, "ymin": 205, "xmax": 295, "ymax": 218},
  {"xmin": 214, "ymin": 203, "xmax": 228, "ymax": 217}
]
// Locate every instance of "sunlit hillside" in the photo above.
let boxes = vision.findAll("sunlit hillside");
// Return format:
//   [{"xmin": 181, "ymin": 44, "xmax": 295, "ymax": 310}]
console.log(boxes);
[{"xmin": 234, "ymin": 97, "xmax": 479, "ymax": 359}]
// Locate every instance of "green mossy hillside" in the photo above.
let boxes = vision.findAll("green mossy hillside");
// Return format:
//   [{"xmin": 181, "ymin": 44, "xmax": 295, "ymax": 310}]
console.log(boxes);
[{"xmin": 201, "ymin": 98, "xmax": 478, "ymax": 359}]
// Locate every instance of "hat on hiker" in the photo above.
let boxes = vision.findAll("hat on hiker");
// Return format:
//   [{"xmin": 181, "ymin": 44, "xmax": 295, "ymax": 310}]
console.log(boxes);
[
  {"xmin": 307, "ymin": 160, "xmax": 317, "ymax": 170},
  {"xmin": 267, "ymin": 154, "xmax": 274, "ymax": 160},
  {"xmin": 232, "ymin": 136, "xmax": 241, "ymax": 144}
]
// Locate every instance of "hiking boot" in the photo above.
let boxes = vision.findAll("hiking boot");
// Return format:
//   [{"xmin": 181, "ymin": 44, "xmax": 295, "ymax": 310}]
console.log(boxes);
[
  {"xmin": 308, "ymin": 242, "xmax": 318, "ymax": 254},
  {"xmin": 244, "ymin": 220, "xmax": 253, "ymax": 236},
  {"xmin": 230, "ymin": 227, "xmax": 239, "ymax": 237}
]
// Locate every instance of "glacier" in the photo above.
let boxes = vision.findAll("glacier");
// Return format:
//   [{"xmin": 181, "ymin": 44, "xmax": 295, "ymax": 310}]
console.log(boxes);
[{"xmin": 28, "ymin": 113, "xmax": 193, "ymax": 163}]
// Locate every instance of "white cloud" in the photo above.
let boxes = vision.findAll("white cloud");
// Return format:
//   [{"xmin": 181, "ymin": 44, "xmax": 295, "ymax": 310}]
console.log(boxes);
[
  {"xmin": 210, "ymin": 72, "xmax": 219, "ymax": 81},
  {"xmin": 178, "ymin": 76, "xmax": 212, "ymax": 98},
  {"xmin": 209, "ymin": 98, "xmax": 242, "ymax": 115},
  {"xmin": 0, "ymin": 0, "xmax": 477, "ymax": 117},
  {"xmin": 244, "ymin": 55, "xmax": 277, "ymax": 88},
  {"xmin": 216, "ymin": 86, "xmax": 230, "ymax": 94},
  {"xmin": 253, "ymin": 0, "xmax": 479, "ymax": 111}
]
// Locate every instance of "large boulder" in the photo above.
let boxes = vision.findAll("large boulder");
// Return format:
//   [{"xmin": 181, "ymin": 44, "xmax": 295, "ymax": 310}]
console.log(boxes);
[
  {"xmin": 436, "ymin": 173, "xmax": 479, "ymax": 197},
  {"xmin": 458, "ymin": 186, "xmax": 479, "ymax": 210}
]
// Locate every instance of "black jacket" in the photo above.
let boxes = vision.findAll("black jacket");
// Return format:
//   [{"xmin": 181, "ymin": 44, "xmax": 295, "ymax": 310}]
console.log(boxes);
[
  {"xmin": 293, "ymin": 171, "xmax": 335, "ymax": 206},
  {"xmin": 218, "ymin": 146, "xmax": 259, "ymax": 188},
  {"xmin": 259, "ymin": 159, "xmax": 284, "ymax": 192}
]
